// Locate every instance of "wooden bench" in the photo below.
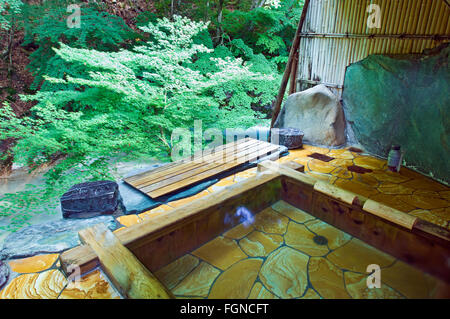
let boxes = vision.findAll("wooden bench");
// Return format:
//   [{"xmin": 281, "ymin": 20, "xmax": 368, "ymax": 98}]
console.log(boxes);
[{"xmin": 124, "ymin": 137, "xmax": 283, "ymax": 198}]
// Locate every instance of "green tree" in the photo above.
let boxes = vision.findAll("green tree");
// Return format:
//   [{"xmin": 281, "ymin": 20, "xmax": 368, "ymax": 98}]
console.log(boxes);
[
  {"xmin": 148, "ymin": 0, "xmax": 303, "ymax": 69},
  {"xmin": 0, "ymin": 0, "xmax": 23, "ymax": 74},
  {"xmin": 23, "ymin": 5, "xmax": 137, "ymax": 91},
  {"xmin": 0, "ymin": 15, "xmax": 278, "ymax": 230},
  {"xmin": 222, "ymin": 0, "xmax": 304, "ymax": 69}
]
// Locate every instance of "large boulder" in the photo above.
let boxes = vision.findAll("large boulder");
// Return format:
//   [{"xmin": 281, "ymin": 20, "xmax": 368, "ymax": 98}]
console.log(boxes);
[
  {"xmin": 343, "ymin": 44, "xmax": 450, "ymax": 184},
  {"xmin": 274, "ymin": 84, "xmax": 346, "ymax": 146}
]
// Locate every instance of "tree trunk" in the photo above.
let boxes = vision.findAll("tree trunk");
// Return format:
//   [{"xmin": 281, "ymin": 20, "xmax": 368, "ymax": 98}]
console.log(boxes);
[
  {"xmin": 0, "ymin": 139, "xmax": 15, "ymax": 177},
  {"xmin": 205, "ymin": 0, "xmax": 210, "ymax": 21},
  {"xmin": 270, "ymin": 0, "xmax": 311, "ymax": 131},
  {"xmin": 251, "ymin": 0, "xmax": 266, "ymax": 9},
  {"xmin": 2, "ymin": 17, "xmax": 16, "ymax": 80},
  {"xmin": 216, "ymin": 0, "xmax": 224, "ymax": 44},
  {"xmin": 8, "ymin": 23, "xmax": 14, "ymax": 77}
]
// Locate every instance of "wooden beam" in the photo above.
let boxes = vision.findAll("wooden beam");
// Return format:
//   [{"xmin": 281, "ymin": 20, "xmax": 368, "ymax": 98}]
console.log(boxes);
[
  {"xmin": 258, "ymin": 160, "xmax": 304, "ymax": 173},
  {"xmin": 270, "ymin": 0, "xmax": 311, "ymax": 131},
  {"xmin": 309, "ymin": 191, "xmax": 450, "ymax": 283},
  {"xmin": 363, "ymin": 199, "xmax": 418, "ymax": 230},
  {"xmin": 413, "ymin": 218, "xmax": 450, "ymax": 247},
  {"xmin": 313, "ymin": 180, "xmax": 361, "ymax": 206},
  {"xmin": 280, "ymin": 175, "xmax": 315, "ymax": 214},
  {"xmin": 60, "ymin": 244, "xmax": 99, "ymax": 277},
  {"xmin": 78, "ymin": 223, "xmax": 174, "ymax": 299},
  {"xmin": 282, "ymin": 160, "xmax": 305, "ymax": 172},
  {"xmin": 257, "ymin": 160, "xmax": 316, "ymax": 186},
  {"xmin": 118, "ymin": 171, "xmax": 281, "ymax": 252}
]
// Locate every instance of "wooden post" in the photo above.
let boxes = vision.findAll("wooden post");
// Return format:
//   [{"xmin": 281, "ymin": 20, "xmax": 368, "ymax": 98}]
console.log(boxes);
[
  {"xmin": 79, "ymin": 223, "xmax": 174, "ymax": 299},
  {"xmin": 289, "ymin": 52, "xmax": 299, "ymax": 95},
  {"xmin": 270, "ymin": 0, "xmax": 311, "ymax": 131}
]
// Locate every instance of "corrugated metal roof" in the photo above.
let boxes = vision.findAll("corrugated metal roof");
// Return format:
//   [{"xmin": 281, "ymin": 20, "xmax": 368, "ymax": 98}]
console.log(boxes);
[{"xmin": 296, "ymin": 0, "xmax": 450, "ymax": 96}]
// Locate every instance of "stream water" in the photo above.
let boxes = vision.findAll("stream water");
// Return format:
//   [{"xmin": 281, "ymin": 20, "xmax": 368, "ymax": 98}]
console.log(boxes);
[{"xmin": 0, "ymin": 158, "xmax": 163, "ymax": 246}]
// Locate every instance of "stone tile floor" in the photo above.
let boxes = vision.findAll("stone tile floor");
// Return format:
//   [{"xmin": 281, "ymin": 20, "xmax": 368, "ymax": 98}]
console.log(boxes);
[
  {"xmin": 0, "ymin": 144, "xmax": 449, "ymax": 299},
  {"xmin": 155, "ymin": 201, "xmax": 449, "ymax": 299}
]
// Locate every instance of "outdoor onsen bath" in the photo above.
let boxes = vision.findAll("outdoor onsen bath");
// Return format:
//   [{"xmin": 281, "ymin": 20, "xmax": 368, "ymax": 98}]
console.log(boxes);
[
  {"xmin": 0, "ymin": 0, "xmax": 449, "ymax": 305},
  {"xmin": 54, "ymin": 157, "xmax": 449, "ymax": 299}
]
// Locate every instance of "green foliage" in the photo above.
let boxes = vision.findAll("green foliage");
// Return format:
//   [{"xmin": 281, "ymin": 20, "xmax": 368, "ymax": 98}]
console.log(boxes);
[
  {"xmin": 135, "ymin": 10, "xmax": 159, "ymax": 27},
  {"xmin": 1, "ymin": 0, "xmax": 299, "ymax": 232},
  {"xmin": 0, "ymin": 185, "xmax": 58, "ymax": 232},
  {"xmin": 0, "ymin": 0, "xmax": 22, "ymax": 30},
  {"xmin": 24, "ymin": 5, "xmax": 137, "ymax": 90},
  {"xmin": 192, "ymin": 37, "xmax": 279, "ymax": 119},
  {"xmin": 0, "ymin": 16, "xmax": 277, "ymax": 230},
  {"xmin": 147, "ymin": 0, "xmax": 303, "ymax": 69},
  {"xmin": 221, "ymin": 0, "xmax": 304, "ymax": 69}
]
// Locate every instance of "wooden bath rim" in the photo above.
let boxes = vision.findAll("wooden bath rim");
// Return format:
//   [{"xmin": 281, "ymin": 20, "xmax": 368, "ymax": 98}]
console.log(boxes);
[{"xmin": 60, "ymin": 160, "xmax": 450, "ymax": 290}]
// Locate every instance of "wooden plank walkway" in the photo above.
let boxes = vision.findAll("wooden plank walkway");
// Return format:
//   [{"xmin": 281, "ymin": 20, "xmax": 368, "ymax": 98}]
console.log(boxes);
[{"xmin": 124, "ymin": 138, "xmax": 282, "ymax": 198}]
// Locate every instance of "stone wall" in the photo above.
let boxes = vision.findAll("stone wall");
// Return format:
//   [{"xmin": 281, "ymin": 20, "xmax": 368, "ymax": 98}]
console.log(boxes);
[{"xmin": 342, "ymin": 43, "xmax": 449, "ymax": 184}]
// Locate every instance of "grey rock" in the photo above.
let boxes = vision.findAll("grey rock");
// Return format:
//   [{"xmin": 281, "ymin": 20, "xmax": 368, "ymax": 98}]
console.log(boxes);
[
  {"xmin": 0, "ymin": 261, "xmax": 9, "ymax": 290},
  {"xmin": 61, "ymin": 180, "xmax": 121, "ymax": 219},
  {"xmin": 271, "ymin": 128, "xmax": 304, "ymax": 149},
  {"xmin": 0, "ymin": 215, "xmax": 118, "ymax": 260},
  {"xmin": 274, "ymin": 84, "xmax": 346, "ymax": 146},
  {"xmin": 342, "ymin": 43, "xmax": 450, "ymax": 184},
  {"xmin": 118, "ymin": 181, "xmax": 162, "ymax": 214}
]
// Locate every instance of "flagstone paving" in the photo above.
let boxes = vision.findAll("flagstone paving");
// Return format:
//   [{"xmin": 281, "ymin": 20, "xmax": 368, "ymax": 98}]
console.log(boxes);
[
  {"xmin": 58, "ymin": 270, "xmax": 120, "ymax": 299},
  {"xmin": 171, "ymin": 262, "xmax": 220, "ymax": 298},
  {"xmin": 0, "ymin": 144, "xmax": 449, "ymax": 299},
  {"xmin": 209, "ymin": 258, "xmax": 263, "ymax": 299},
  {"xmin": 292, "ymin": 145, "xmax": 450, "ymax": 229},
  {"xmin": 8, "ymin": 254, "xmax": 59, "ymax": 274},
  {"xmin": 192, "ymin": 236, "xmax": 247, "ymax": 270},
  {"xmin": 0, "ymin": 269, "xmax": 67, "ymax": 299},
  {"xmin": 155, "ymin": 201, "xmax": 450, "ymax": 299}
]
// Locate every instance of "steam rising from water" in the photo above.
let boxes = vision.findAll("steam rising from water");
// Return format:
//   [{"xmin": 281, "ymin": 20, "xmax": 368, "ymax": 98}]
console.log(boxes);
[{"xmin": 225, "ymin": 206, "xmax": 254, "ymax": 228}]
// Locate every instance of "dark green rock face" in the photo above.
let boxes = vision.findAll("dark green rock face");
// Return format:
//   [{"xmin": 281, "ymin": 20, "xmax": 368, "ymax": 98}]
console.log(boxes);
[{"xmin": 343, "ymin": 44, "xmax": 449, "ymax": 184}]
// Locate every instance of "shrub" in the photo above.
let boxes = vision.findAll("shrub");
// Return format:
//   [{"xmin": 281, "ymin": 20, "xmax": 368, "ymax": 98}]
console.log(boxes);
[
  {"xmin": 0, "ymin": 15, "xmax": 278, "ymax": 229},
  {"xmin": 24, "ymin": 5, "xmax": 137, "ymax": 91}
]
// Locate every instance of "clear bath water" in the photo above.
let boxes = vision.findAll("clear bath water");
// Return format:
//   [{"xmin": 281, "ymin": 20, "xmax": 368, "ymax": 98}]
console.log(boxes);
[{"xmin": 153, "ymin": 200, "xmax": 446, "ymax": 299}]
